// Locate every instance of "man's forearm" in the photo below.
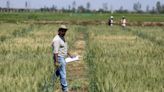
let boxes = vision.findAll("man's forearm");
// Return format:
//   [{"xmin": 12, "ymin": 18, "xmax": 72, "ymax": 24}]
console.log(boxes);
[
  {"xmin": 53, "ymin": 53, "xmax": 58, "ymax": 63},
  {"xmin": 67, "ymin": 52, "xmax": 71, "ymax": 57}
]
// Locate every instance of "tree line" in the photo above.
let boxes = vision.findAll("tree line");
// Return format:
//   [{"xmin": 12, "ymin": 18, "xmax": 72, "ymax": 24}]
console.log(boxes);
[{"xmin": 0, "ymin": 1, "xmax": 164, "ymax": 14}]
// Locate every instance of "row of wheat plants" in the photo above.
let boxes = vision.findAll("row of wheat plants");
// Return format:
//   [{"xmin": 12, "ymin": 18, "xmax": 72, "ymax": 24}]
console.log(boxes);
[
  {"xmin": 84, "ymin": 25, "xmax": 164, "ymax": 92},
  {"xmin": 127, "ymin": 26, "xmax": 164, "ymax": 46},
  {"xmin": 0, "ymin": 23, "xmax": 78, "ymax": 92}
]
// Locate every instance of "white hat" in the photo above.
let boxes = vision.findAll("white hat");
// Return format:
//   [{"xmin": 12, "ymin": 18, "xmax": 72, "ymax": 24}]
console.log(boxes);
[
  {"xmin": 59, "ymin": 25, "xmax": 68, "ymax": 30},
  {"xmin": 110, "ymin": 16, "xmax": 113, "ymax": 19}
]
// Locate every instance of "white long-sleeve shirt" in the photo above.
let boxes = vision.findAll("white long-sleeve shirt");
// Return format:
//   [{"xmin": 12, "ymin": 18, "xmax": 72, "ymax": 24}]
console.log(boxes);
[
  {"xmin": 121, "ymin": 19, "xmax": 126, "ymax": 27},
  {"xmin": 52, "ymin": 35, "xmax": 68, "ymax": 57}
]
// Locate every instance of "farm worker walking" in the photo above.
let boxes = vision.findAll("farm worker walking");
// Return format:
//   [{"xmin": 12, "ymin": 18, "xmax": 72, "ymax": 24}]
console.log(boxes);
[
  {"xmin": 108, "ymin": 16, "xmax": 114, "ymax": 26},
  {"xmin": 52, "ymin": 25, "xmax": 73, "ymax": 92},
  {"xmin": 121, "ymin": 16, "xmax": 127, "ymax": 27}
]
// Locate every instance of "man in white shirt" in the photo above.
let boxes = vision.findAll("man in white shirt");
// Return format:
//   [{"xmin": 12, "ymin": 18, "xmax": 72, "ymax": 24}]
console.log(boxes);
[{"xmin": 52, "ymin": 25, "xmax": 72, "ymax": 92}]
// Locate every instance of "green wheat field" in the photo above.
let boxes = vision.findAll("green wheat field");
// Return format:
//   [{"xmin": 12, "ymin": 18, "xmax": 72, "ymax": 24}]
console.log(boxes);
[{"xmin": 0, "ymin": 22, "xmax": 164, "ymax": 92}]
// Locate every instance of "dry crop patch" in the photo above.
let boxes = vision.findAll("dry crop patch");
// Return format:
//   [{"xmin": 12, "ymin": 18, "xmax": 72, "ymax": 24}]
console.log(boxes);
[{"xmin": 95, "ymin": 35, "xmax": 137, "ymax": 41}]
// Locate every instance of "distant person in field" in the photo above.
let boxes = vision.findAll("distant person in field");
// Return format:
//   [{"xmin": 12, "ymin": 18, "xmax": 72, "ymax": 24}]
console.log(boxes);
[
  {"xmin": 108, "ymin": 16, "xmax": 114, "ymax": 26},
  {"xmin": 121, "ymin": 16, "xmax": 127, "ymax": 28},
  {"xmin": 52, "ymin": 25, "xmax": 73, "ymax": 92}
]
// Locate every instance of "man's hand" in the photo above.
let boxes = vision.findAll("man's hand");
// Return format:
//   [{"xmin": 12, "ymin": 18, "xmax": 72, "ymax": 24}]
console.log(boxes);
[
  {"xmin": 68, "ymin": 52, "xmax": 75, "ymax": 58},
  {"xmin": 70, "ymin": 55, "xmax": 76, "ymax": 58},
  {"xmin": 54, "ymin": 62, "xmax": 60, "ymax": 69}
]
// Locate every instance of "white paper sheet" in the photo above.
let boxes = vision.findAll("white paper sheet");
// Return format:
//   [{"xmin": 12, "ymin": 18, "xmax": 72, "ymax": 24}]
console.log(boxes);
[{"xmin": 65, "ymin": 56, "xmax": 79, "ymax": 63}]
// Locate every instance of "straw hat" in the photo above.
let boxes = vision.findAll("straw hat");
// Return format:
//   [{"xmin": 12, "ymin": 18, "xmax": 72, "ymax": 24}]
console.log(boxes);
[{"xmin": 59, "ymin": 25, "xmax": 68, "ymax": 30}]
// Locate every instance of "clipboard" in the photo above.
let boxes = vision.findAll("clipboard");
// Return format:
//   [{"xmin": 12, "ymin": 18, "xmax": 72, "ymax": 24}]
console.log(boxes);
[{"xmin": 65, "ymin": 56, "xmax": 79, "ymax": 63}]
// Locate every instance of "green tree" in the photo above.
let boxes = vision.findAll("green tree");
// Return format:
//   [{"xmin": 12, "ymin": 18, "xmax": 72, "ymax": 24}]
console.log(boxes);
[
  {"xmin": 102, "ymin": 3, "xmax": 108, "ymax": 12},
  {"xmin": 156, "ymin": 1, "xmax": 161, "ymax": 13},
  {"xmin": 72, "ymin": 1, "xmax": 76, "ymax": 12},
  {"xmin": 161, "ymin": 5, "xmax": 164, "ymax": 13},
  {"xmin": 86, "ymin": 2, "xmax": 90, "ymax": 12},
  {"xmin": 6, "ymin": 0, "xmax": 10, "ymax": 8},
  {"xmin": 133, "ymin": 1, "xmax": 142, "ymax": 12},
  {"xmin": 78, "ymin": 5, "xmax": 85, "ymax": 13},
  {"xmin": 146, "ymin": 5, "xmax": 149, "ymax": 13}
]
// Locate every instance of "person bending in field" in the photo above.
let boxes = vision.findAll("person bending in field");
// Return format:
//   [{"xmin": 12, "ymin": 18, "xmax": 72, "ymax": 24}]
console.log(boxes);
[
  {"xmin": 108, "ymin": 16, "xmax": 114, "ymax": 26},
  {"xmin": 51, "ymin": 25, "xmax": 73, "ymax": 92}
]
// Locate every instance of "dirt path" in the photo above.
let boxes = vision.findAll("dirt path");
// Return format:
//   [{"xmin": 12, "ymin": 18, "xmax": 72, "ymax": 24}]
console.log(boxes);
[{"xmin": 67, "ymin": 32, "xmax": 88, "ymax": 92}]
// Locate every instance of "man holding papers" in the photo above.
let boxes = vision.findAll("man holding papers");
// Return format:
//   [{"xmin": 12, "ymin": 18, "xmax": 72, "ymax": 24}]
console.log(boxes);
[{"xmin": 51, "ymin": 25, "xmax": 73, "ymax": 92}]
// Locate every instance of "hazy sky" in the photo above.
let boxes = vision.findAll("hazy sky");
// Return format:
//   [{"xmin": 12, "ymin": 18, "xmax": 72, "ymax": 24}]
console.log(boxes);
[{"xmin": 0, "ymin": 0, "xmax": 164, "ymax": 11}]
